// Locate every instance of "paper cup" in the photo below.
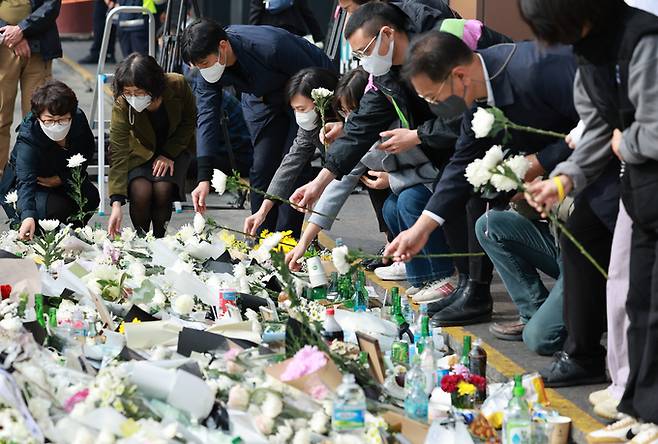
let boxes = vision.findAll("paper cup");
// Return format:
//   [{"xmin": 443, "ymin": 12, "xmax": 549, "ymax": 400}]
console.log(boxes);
[
  {"xmin": 307, "ymin": 257, "xmax": 328, "ymax": 287},
  {"xmin": 547, "ymin": 415, "xmax": 571, "ymax": 444}
]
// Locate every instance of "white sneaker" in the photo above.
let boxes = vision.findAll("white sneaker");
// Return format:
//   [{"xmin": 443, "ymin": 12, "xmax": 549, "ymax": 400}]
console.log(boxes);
[
  {"xmin": 593, "ymin": 397, "xmax": 620, "ymax": 421},
  {"xmin": 374, "ymin": 262, "xmax": 407, "ymax": 281},
  {"xmin": 587, "ymin": 415, "xmax": 638, "ymax": 443},
  {"xmin": 589, "ymin": 388, "xmax": 613, "ymax": 406},
  {"xmin": 412, "ymin": 276, "xmax": 457, "ymax": 304},
  {"xmin": 405, "ymin": 286, "xmax": 422, "ymax": 296},
  {"xmin": 631, "ymin": 424, "xmax": 658, "ymax": 444}
]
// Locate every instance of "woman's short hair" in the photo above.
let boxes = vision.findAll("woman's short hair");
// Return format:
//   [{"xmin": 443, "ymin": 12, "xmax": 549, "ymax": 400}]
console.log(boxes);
[
  {"xmin": 112, "ymin": 53, "xmax": 166, "ymax": 101},
  {"xmin": 334, "ymin": 67, "xmax": 369, "ymax": 113},
  {"xmin": 31, "ymin": 80, "xmax": 78, "ymax": 117},
  {"xmin": 286, "ymin": 67, "xmax": 339, "ymax": 102}
]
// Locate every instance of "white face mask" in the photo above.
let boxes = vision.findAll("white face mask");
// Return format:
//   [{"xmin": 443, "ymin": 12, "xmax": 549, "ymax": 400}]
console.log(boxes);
[
  {"xmin": 125, "ymin": 95, "xmax": 152, "ymax": 113},
  {"xmin": 199, "ymin": 51, "xmax": 226, "ymax": 84},
  {"xmin": 360, "ymin": 30, "xmax": 395, "ymax": 77},
  {"xmin": 39, "ymin": 120, "xmax": 72, "ymax": 142},
  {"xmin": 295, "ymin": 109, "xmax": 318, "ymax": 131}
]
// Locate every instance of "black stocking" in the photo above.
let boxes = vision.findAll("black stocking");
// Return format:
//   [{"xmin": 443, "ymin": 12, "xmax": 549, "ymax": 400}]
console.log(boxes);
[
  {"xmin": 151, "ymin": 181, "xmax": 175, "ymax": 238},
  {"xmin": 128, "ymin": 178, "xmax": 153, "ymax": 235}
]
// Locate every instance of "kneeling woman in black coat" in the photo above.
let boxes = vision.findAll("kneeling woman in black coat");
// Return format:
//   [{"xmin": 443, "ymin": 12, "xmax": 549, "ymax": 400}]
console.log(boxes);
[{"xmin": 0, "ymin": 80, "xmax": 100, "ymax": 240}]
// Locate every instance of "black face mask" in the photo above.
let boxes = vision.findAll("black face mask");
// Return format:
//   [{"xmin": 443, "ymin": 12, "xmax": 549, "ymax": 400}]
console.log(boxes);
[{"xmin": 429, "ymin": 95, "xmax": 469, "ymax": 118}]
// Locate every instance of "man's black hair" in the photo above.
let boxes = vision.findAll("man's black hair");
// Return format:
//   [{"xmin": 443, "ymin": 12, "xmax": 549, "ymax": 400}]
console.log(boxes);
[
  {"xmin": 518, "ymin": 0, "xmax": 623, "ymax": 45},
  {"xmin": 112, "ymin": 53, "xmax": 166, "ymax": 101},
  {"xmin": 31, "ymin": 80, "xmax": 78, "ymax": 117},
  {"xmin": 344, "ymin": 2, "xmax": 408, "ymax": 40},
  {"xmin": 402, "ymin": 31, "xmax": 473, "ymax": 83},
  {"xmin": 181, "ymin": 18, "xmax": 229, "ymax": 64}
]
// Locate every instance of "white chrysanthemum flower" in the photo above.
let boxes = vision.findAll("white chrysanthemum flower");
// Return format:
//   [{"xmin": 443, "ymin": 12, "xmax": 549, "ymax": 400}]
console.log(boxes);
[
  {"xmin": 254, "ymin": 415, "xmax": 274, "ymax": 435},
  {"xmin": 464, "ymin": 159, "xmax": 492, "ymax": 188},
  {"xmin": 0, "ymin": 316, "xmax": 22, "ymax": 332},
  {"xmin": 227, "ymin": 385, "xmax": 249, "ymax": 411},
  {"xmin": 490, "ymin": 172, "xmax": 519, "ymax": 192},
  {"xmin": 177, "ymin": 224, "xmax": 196, "ymax": 242},
  {"xmin": 481, "ymin": 145, "xmax": 504, "ymax": 170},
  {"xmin": 38, "ymin": 219, "xmax": 60, "ymax": 232},
  {"xmin": 4, "ymin": 190, "xmax": 17, "ymax": 206},
  {"xmin": 193, "ymin": 212, "xmax": 206, "ymax": 234},
  {"xmin": 309, "ymin": 410, "xmax": 329, "ymax": 434},
  {"xmin": 504, "ymin": 155, "xmax": 531, "ymax": 181},
  {"xmin": 311, "ymin": 87, "xmax": 334, "ymax": 101},
  {"xmin": 331, "ymin": 245, "xmax": 350, "ymax": 275},
  {"xmin": 120, "ymin": 226, "xmax": 137, "ymax": 243},
  {"xmin": 172, "ymin": 294, "xmax": 194, "ymax": 315},
  {"xmin": 471, "ymin": 107, "xmax": 496, "ymax": 139},
  {"xmin": 67, "ymin": 153, "xmax": 86, "ymax": 168},
  {"xmin": 211, "ymin": 169, "xmax": 228, "ymax": 195},
  {"xmin": 261, "ymin": 393, "xmax": 283, "ymax": 419},
  {"xmin": 292, "ymin": 429, "xmax": 312, "ymax": 444}
]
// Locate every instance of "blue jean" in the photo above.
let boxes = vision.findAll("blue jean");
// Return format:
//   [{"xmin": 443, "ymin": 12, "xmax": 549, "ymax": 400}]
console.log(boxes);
[
  {"xmin": 383, "ymin": 185, "xmax": 453, "ymax": 286},
  {"xmin": 476, "ymin": 210, "xmax": 566, "ymax": 355}
]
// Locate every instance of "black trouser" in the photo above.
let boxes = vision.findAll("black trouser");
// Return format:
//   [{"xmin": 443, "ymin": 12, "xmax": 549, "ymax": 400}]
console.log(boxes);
[
  {"xmin": 249, "ymin": 112, "xmax": 307, "ymax": 238},
  {"xmin": 90, "ymin": 0, "xmax": 116, "ymax": 57},
  {"xmin": 561, "ymin": 198, "xmax": 612, "ymax": 361},
  {"xmin": 367, "ymin": 187, "xmax": 392, "ymax": 241},
  {"xmin": 618, "ymin": 220, "xmax": 658, "ymax": 422},
  {"xmin": 45, "ymin": 180, "xmax": 100, "ymax": 227},
  {"xmin": 119, "ymin": 26, "xmax": 149, "ymax": 58},
  {"xmin": 443, "ymin": 196, "xmax": 494, "ymax": 281}
]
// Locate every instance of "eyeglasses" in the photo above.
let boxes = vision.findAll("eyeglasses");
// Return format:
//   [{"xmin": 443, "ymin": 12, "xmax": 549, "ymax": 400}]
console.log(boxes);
[
  {"xmin": 418, "ymin": 74, "xmax": 452, "ymax": 105},
  {"xmin": 352, "ymin": 33, "xmax": 379, "ymax": 60},
  {"xmin": 39, "ymin": 117, "xmax": 72, "ymax": 127}
]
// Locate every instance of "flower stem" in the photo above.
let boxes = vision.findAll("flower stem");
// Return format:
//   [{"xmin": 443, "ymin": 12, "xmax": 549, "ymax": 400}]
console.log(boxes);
[
  {"xmin": 236, "ymin": 183, "xmax": 338, "ymax": 221},
  {"xmin": 506, "ymin": 123, "xmax": 568, "ymax": 139}
]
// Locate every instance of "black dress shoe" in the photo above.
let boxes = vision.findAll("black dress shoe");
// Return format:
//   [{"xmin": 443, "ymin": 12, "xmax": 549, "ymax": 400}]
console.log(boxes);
[
  {"xmin": 427, "ymin": 273, "xmax": 469, "ymax": 318},
  {"xmin": 540, "ymin": 351, "xmax": 607, "ymax": 388},
  {"xmin": 430, "ymin": 279, "xmax": 492, "ymax": 327},
  {"xmin": 364, "ymin": 246, "xmax": 386, "ymax": 271}
]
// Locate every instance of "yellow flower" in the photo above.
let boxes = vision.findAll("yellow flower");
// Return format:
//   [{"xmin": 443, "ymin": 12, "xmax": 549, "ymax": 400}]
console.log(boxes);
[
  {"xmin": 457, "ymin": 381, "xmax": 476, "ymax": 397},
  {"xmin": 118, "ymin": 317, "xmax": 141, "ymax": 334},
  {"xmin": 120, "ymin": 418, "xmax": 140, "ymax": 437},
  {"xmin": 259, "ymin": 230, "xmax": 297, "ymax": 253},
  {"xmin": 219, "ymin": 230, "xmax": 236, "ymax": 246},
  {"xmin": 33, "ymin": 255, "xmax": 44, "ymax": 265}
]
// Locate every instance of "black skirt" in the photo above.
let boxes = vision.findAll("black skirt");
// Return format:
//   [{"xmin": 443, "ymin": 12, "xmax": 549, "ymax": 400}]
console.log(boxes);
[{"xmin": 127, "ymin": 151, "xmax": 192, "ymax": 202}]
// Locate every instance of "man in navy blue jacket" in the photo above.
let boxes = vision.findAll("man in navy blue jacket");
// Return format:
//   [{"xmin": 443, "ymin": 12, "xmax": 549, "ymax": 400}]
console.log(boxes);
[
  {"xmin": 384, "ymin": 33, "xmax": 579, "ymax": 325},
  {"xmin": 181, "ymin": 19, "xmax": 334, "ymax": 236}
]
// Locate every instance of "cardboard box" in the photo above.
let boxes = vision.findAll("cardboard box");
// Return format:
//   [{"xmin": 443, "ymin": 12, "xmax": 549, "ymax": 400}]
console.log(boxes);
[
  {"xmin": 382, "ymin": 410, "xmax": 429, "ymax": 444},
  {"xmin": 265, "ymin": 352, "xmax": 343, "ymax": 397}
]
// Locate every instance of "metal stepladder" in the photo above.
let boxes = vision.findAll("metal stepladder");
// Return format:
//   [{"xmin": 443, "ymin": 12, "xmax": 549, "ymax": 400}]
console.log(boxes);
[{"xmin": 90, "ymin": 6, "xmax": 156, "ymax": 216}]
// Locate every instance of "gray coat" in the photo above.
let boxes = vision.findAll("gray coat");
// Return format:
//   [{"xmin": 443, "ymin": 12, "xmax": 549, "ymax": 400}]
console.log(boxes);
[
  {"xmin": 309, "ymin": 142, "xmax": 440, "ymax": 230},
  {"xmin": 266, "ymin": 127, "xmax": 324, "ymax": 199},
  {"xmin": 551, "ymin": 35, "xmax": 658, "ymax": 191}
]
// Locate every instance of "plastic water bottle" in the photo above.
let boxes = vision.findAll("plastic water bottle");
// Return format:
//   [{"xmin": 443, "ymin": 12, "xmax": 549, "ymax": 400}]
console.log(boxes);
[
  {"xmin": 332, "ymin": 374, "xmax": 366, "ymax": 435},
  {"xmin": 503, "ymin": 375, "xmax": 532, "ymax": 444},
  {"xmin": 404, "ymin": 350, "xmax": 428, "ymax": 422}
]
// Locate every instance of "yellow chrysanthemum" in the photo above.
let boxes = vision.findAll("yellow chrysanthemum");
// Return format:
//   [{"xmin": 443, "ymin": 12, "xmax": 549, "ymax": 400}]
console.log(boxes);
[
  {"xmin": 218, "ymin": 230, "xmax": 236, "ymax": 247},
  {"xmin": 457, "ymin": 381, "xmax": 477, "ymax": 397},
  {"xmin": 258, "ymin": 230, "xmax": 297, "ymax": 253}
]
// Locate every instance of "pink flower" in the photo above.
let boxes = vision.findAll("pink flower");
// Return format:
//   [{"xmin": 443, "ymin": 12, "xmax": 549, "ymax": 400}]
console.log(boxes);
[
  {"xmin": 224, "ymin": 348, "xmax": 240, "ymax": 361},
  {"xmin": 309, "ymin": 384, "xmax": 329, "ymax": 400},
  {"xmin": 280, "ymin": 346, "xmax": 327, "ymax": 382},
  {"xmin": 102, "ymin": 241, "xmax": 120, "ymax": 264},
  {"xmin": 64, "ymin": 388, "xmax": 89, "ymax": 412}
]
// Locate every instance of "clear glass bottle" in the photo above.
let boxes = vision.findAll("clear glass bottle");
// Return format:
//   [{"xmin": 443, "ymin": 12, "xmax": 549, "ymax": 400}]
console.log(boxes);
[
  {"xmin": 460, "ymin": 335, "xmax": 472, "ymax": 367},
  {"xmin": 353, "ymin": 280, "xmax": 367, "ymax": 312},
  {"xmin": 404, "ymin": 351, "xmax": 429, "ymax": 422},
  {"xmin": 419, "ymin": 336, "xmax": 437, "ymax": 395},
  {"xmin": 401, "ymin": 297, "xmax": 414, "ymax": 324},
  {"xmin": 332, "ymin": 374, "xmax": 366, "ymax": 435},
  {"xmin": 503, "ymin": 375, "xmax": 532, "ymax": 444},
  {"xmin": 327, "ymin": 272, "xmax": 339, "ymax": 301}
]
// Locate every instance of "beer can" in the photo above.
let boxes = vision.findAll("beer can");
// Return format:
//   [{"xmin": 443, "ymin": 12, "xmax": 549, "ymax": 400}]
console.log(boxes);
[{"xmin": 391, "ymin": 340, "xmax": 409, "ymax": 366}]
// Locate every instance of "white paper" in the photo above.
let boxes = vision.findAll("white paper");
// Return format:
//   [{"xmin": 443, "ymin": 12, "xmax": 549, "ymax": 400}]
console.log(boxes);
[
  {"xmin": 150, "ymin": 239, "xmax": 180, "ymax": 268},
  {"xmin": 0, "ymin": 258, "xmax": 41, "ymax": 298},
  {"xmin": 164, "ymin": 269, "xmax": 213, "ymax": 306}
]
